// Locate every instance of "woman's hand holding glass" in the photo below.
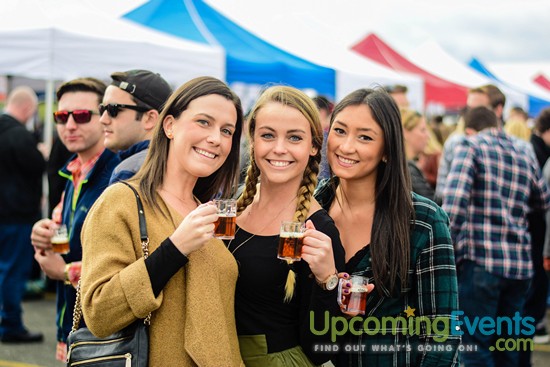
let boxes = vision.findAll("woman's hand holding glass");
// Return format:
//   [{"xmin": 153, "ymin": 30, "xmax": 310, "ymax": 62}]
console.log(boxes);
[
  {"xmin": 338, "ymin": 273, "xmax": 375, "ymax": 317},
  {"xmin": 300, "ymin": 220, "xmax": 337, "ymax": 282},
  {"xmin": 170, "ymin": 202, "xmax": 218, "ymax": 256}
]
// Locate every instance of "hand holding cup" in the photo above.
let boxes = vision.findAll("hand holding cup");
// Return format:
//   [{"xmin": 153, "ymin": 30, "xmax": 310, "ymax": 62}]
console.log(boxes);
[
  {"xmin": 170, "ymin": 202, "xmax": 218, "ymax": 256},
  {"xmin": 338, "ymin": 274, "xmax": 375, "ymax": 316},
  {"xmin": 31, "ymin": 218, "xmax": 57, "ymax": 252},
  {"xmin": 300, "ymin": 220, "xmax": 337, "ymax": 282}
]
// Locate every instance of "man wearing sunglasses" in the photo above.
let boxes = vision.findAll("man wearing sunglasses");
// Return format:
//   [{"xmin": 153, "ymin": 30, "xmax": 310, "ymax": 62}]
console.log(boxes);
[
  {"xmin": 30, "ymin": 77, "xmax": 118, "ymax": 361},
  {"xmin": 0, "ymin": 86, "xmax": 45, "ymax": 344},
  {"xmin": 100, "ymin": 69, "xmax": 172, "ymax": 184}
]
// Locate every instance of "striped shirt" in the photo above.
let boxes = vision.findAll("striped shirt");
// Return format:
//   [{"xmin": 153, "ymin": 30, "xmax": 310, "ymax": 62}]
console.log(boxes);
[{"xmin": 442, "ymin": 128, "xmax": 550, "ymax": 279}]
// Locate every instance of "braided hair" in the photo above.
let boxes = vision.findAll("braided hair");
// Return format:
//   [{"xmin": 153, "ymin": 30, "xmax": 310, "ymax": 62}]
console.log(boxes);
[{"xmin": 237, "ymin": 86, "xmax": 323, "ymax": 302}]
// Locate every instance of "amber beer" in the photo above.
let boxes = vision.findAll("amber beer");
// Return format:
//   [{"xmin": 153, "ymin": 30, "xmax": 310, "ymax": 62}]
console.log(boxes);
[
  {"xmin": 214, "ymin": 199, "xmax": 237, "ymax": 239},
  {"xmin": 277, "ymin": 232, "xmax": 304, "ymax": 261},
  {"xmin": 278, "ymin": 221, "xmax": 305, "ymax": 261},
  {"xmin": 338, "ymin": 275, "xmax": 369, "ymax": 315},
  {"xmin": 51, "ymin": 235, "xmax": 70, "ymax": 254},
  {"xmin": 51, "ymin": 224, "xmax": 69, "ymax": 254},
  {"xmin": 342, "ymin": 284, "xmax": 368, "ymax": 315},
  {"xmin": 214, "ymin": 215, "xmax": 236, "ymax": 239}
]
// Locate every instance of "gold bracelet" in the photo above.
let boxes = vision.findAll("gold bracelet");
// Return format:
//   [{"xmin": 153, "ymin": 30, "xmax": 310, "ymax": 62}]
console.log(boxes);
[{"xmin": 64, "ymin": 263, "xmax": 72, "ymax": 285}]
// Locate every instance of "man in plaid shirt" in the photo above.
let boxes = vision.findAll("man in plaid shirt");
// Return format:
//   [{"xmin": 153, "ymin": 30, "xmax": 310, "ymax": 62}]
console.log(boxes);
[{"xmin": 443, "ymin": 107, "xmax": 550, "ymax": 367}]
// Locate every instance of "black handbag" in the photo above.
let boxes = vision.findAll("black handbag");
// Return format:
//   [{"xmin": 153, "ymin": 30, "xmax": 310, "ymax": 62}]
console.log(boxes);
[{"xmin": 67, "ymin": 182, "xmax": 150, "ymax": 367}]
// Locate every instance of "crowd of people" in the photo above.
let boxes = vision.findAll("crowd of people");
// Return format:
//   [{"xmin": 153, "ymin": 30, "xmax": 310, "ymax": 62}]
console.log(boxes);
[{"xmin": 1, "ymin": 73, "xmax": 550, "ymax": 367}]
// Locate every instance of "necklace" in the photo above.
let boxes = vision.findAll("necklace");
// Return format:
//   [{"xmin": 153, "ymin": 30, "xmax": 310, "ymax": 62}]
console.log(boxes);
[
  {"xmin": 159, "ymin": 188, "xmax": 199, "ymax": 208},
  {"xmin": 227, "ymin": 195, "xmax": 297, "ymax": 254}
]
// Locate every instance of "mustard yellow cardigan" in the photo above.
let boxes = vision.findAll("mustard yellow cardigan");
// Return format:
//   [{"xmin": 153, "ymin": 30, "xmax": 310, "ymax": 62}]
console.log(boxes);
[{"xmin": 80, "ymin": 183, "xmax": 244, "ymax": 367}]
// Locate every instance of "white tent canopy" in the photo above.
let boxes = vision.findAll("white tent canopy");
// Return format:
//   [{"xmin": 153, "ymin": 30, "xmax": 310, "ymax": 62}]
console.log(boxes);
[
  {"xmin": 197, "ymin": 1, "xmax": 425, "ymax": 109},
  {"xmin": 407, "ymin": 40, "xmax": 528, "ymax": 113},
  {"xmin": 486, "ymin": 62, "xmax": 550, "ymax": 102},
  {"xmin": 0, "ymin": 0, "xmax": 224, "ymax": 82},
  {"xmin": 0, "ymin": 0, "xmax": 224, "ymax": 149},
  {"xmin": 486, "ymin": 62, "xmax": 550, "ymax": 84}
]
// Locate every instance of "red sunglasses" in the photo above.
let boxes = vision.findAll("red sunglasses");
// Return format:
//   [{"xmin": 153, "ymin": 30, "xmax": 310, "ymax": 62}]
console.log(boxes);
[{"xmin": 53, "ymin": 110, "xmax": 97, "ymax": 124}]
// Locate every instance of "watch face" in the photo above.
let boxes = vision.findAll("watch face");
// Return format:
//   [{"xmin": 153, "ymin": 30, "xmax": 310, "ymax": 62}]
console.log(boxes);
[{"xmin": 326, "ymin": 275, "xmax": 339, "ymax": 291}]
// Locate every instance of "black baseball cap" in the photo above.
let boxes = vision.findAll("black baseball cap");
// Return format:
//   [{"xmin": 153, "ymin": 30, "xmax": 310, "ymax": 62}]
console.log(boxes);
[{"xmin": 110, "ymin": 69, "xmax": 172, "ymax": 112}]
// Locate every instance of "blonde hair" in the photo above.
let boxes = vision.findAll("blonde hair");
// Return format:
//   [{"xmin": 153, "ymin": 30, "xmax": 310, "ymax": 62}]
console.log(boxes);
[
  {"xmin": 504, "ymin": 119, "xmax": 531, "ymax": 141},
  {"xmin": 400, "ymin": 108, "xmax": 442, "ymax": 155},
  {"xmin": 237, "ymin": 86, "xmax": 322, "ymax": 302},
  {"xmin": 400, "ymin": 108, "xmax": 422, "ymax": 132}
]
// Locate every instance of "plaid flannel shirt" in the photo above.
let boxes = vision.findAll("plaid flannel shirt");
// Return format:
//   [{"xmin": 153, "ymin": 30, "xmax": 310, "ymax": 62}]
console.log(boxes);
[
  {"xmin": 442, "ymin": 128, "xmax": 550, "ymax": 280},
  {"xmin": 315, "ymin": 181, "xmax": 460, "ymax": 366}
]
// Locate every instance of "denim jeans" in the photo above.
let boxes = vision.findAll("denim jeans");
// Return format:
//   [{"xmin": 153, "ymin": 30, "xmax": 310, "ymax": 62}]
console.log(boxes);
[
  {"xmin": 458, "ymin": 260, "xmax": 530, "ymax": 367},
  {"xmin": 0, "ymin": 223, "xmax": 34, "ymax": 336}
]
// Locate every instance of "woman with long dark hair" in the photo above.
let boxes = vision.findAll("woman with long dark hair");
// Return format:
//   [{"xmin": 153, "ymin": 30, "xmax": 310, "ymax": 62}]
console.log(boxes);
[{"xmin": 315, "ymin": 88, "xmax": 460, "ymax": 366}]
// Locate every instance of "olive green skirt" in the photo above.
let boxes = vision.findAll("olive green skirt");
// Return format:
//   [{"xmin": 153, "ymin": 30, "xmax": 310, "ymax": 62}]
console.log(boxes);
[{"xmin": 238, "ymin": 335, "xmax": 317, "ymax": 367}]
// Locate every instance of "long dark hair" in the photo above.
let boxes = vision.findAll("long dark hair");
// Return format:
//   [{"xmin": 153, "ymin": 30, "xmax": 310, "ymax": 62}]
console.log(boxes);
[
  {"xmin": 133, "ymin": 76, "xmax": 243, "ymax": 210},
  {"xmin": 331, "ymin": 88, "xmax": 413, "ymax": 296}
]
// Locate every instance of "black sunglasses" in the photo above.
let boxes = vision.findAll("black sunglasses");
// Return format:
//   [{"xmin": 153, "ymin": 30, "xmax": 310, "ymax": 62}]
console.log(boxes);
[
  {"xmin": 53, "ymin": 110, "xmax": 97, "ymax": 124},
  {"xmin": 99, "ymin": 103, "xmax": 150, "ymax": 118}
]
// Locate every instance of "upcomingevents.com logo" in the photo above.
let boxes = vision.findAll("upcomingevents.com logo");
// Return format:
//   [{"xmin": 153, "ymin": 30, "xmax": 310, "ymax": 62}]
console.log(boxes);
[{"xmin": 310, "ymin": 308, "xmax": 535, "ymax": 352}]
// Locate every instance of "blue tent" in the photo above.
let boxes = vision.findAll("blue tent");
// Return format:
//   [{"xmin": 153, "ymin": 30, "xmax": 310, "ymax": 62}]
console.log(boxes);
[
  {"xmin": 469, "ymin": 57, "xmax": 550, "ymax": 117},
  {"xmin": 124, "ymin": 0, "xmax": 335, "ymax": 98}
]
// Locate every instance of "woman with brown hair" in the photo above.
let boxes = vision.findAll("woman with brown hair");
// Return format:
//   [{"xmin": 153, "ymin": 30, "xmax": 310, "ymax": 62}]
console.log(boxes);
[{"xmin": 80, "ymin": 76, "xmax": 245, "ymax": 366}]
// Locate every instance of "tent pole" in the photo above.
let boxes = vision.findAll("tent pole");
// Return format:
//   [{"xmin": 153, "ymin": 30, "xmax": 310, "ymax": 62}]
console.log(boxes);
[
  {"xmin": 42, "ymin": 79, "xmax": 54, "ymax": 217},
  {"xmin": 44, "ymin": 79, "xmax": 54, "ymax": 155}
]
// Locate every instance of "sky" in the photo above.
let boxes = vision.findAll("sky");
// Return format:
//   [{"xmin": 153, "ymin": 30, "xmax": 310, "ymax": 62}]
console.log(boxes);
[{"xmin": 91, "ymin": 0, "xmax": 550, "ymax": 64}]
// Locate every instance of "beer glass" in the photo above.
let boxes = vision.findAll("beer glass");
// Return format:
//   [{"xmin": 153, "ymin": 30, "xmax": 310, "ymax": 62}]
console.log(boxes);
[
  {"xmin": 213, "ymin": 199, "xmax": 237, "ymax": 239},
  {"xmin": 51, "ymin": 224, "xmax": 70, "ymax": 254},
  {"xmin": 338, "ymin": 274, "xmax": 369, "ymax": 315},
  {"xmin": 277, "ymin": 221, "xmax": 305, "ymax": 261}
]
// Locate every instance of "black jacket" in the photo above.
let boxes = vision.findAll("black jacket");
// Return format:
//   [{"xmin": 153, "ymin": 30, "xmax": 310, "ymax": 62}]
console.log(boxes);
[
  {"xmin": 408, "ymin": 160, "xmax": 436, "ymax": 202},
  {"xmin": 0, "ymin": 113, "xmax": 46, "ymax": 223},
  {"xmin": 530, "ymin": 133, "xmax": 550, "ymax": 169}
]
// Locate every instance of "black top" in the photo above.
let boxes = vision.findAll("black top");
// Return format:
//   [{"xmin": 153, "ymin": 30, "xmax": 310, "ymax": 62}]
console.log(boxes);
[
  {"xmin": 46, "ymin": 136, "xmax": 72, "ymax": 214},
  {"xmin": 228, "ymin": 209, "xmax": 345, "ymax": 365},
  {"xmin": 345, "ymin": 244, "xmax": 370, "ymax": 274},
  {"xmin": 145, "ymin": 238, "xmax": 189, "ymax": 297},
  {"xmin": 530, "ymin": 133, "xmax": 550, "ymax": 169},
  {"xmin": 0, "ymin": 113, "xmax": 46, "ymax": 223},
  {"xmin": 407, "ymin": 160, "xmax": 436, "ymax": 202}
]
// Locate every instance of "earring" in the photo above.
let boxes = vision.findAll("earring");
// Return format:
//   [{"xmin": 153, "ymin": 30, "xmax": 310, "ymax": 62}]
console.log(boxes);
[
  {"xmin": 382, "ymin": 157, "xmax": 388, "ymax": 163},
  {"xmin": 166, "ymin": 131, "xmax": 173, "ymax": 139}
]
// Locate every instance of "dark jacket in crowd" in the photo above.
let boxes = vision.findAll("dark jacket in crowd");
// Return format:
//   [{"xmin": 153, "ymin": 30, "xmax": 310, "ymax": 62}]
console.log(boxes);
[
  {"xmin": 55, "ymin": 148, "xmax": 118, "ymax": 342},
  {"xmin": 530, "ymin": 134, "xmax": 550, "ymax": 170},
  {"xmin": 408, "ymin": 160, "xmax": 436, "ymax": 203},
  {"xmin": 0, "ymin": 113, "xmax": 46, "ymax": 223}
]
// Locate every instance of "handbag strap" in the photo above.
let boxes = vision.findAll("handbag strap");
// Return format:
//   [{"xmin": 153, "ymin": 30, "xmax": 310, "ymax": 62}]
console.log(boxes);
[
  {"xmin": 71, "ymin": 182, "xmax": 151, "ymax": 333},
  {"xmin": 121, "ymin": 182, "xmax": 150, "ymax": 258}
]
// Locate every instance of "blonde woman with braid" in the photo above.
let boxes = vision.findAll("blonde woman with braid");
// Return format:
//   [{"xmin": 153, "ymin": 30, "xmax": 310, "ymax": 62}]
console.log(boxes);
[{"xmin": 228, "ymin": 86, "xmax": 345, "ymax": 366}]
